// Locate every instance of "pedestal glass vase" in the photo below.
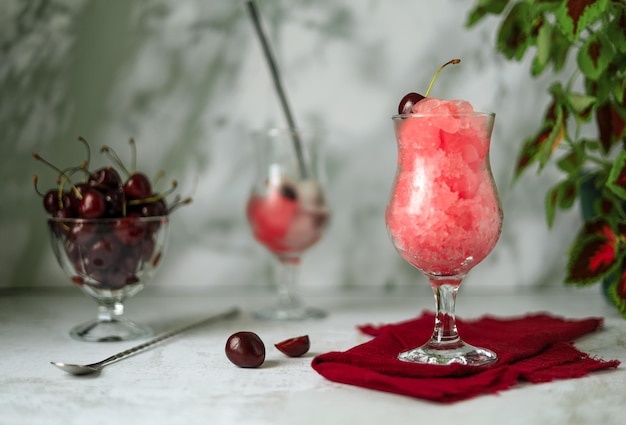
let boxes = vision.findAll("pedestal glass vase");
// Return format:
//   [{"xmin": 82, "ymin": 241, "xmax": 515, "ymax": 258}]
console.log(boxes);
[
  {"xmin": 246, "ymin": 128, "xmax": 330, "ymax": 320},
  {"xmin": 385, "ymin": 112, "xmax": 502, "ymax": 365},
  {"xmin": 48, "ymin": 216, "xmax": 169, "ymax": 342}
]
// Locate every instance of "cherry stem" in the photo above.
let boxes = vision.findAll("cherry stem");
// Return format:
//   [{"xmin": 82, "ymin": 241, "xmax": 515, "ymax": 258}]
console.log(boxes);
[
  {"xmin": 129, "ymin": 138, "xmax": 136, "ymax": 173},
  {"xmin": 424, "ymin": 59, "xmax": 461, "ymax": 98},
  {"xmin": 100, "ymin": 145, "xmax": 130, "ymax": 177},
  {"xmin": 153, "ymin": 170, "xmax": 165, "ymax": 185},
  {"xmin": 127, "ymin": 180, "xmax": 178, "ymax": 206},
  {"xmin": 32, "ymin": 175, "xmax": 45, "ymax": 197},
  {"xmin": 58, "ymin": 166, "xmax": 88, "ymax": 201},
  {"xmin": 168, "ymin": 197, "xmax": 192, "ymax": 213},
  {"xmin": 77, "ymin": 136, "xmax": 91, "ymax": 172},
  {"xmin": 32, "ymin": 154, "xmax": 83, "ymax": 205}
]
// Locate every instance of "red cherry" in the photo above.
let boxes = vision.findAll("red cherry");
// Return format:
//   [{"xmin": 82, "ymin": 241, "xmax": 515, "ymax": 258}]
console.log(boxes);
[
  {"xmin": 66, "ymin": 184, "xmax": 89, "ymax": 215},
  {"xmin": 90, "ymin": 237, "xmax": 122, "ymax": 268},
  {"xmin": 396, "ymin": 59, "xmax": 461, "ymax": 114},
  {"xmin": 78, "ymin": 189, "xmax": 106, "ymax": 218},
  {"xmin": 68, "ymin": 220, "xmax": 100, "ymax": 245},
  {"xmin": 138, "ymin": 234, "xmax": 157, "ymax": 262},
  {"xmin": 274, "ymin": 335, "xmax": 310, "ymax": 357},
  {"xmin": 103, "ymin": 188, "xmax": 126, "ymax": 218},
  {"xmin": 124, "ymin": 173, "xmax": 152, "ymax": 200},
  {"xmin": 398, "ymin": 92, "xmax": 425, "ymax": 114},
  {"xmin": 114, "ymin": 216, "xmax": 147, "ymax": 246},
  {"xmin": 225, "ymin": 332, "xmax": 265, "ymax": 368},
  {"xmin": 89, "ymin": 167, "xmax": 123, "ymax": 190},
  {"xmin": 54, "ymin": 207, "xmax": 75, "ymax": 219},
  {"xmin": 43, "ymin": 190, "xmax": 60, "ymax": 214},
  {"xmin": 104, "ymin": 252, "xmax": 141, "ymax": 289},
  {"xmin": 139, "ymin": 199, "xmax": 168, "ymax": 217}
]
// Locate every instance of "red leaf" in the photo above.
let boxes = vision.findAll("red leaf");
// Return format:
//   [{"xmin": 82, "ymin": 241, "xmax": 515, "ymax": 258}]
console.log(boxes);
[
  {"xmin": 607, "ymin": 266, "xmax": 626, "ymax": 319},
  {"xmin": 567, "ymin": 218, "xmax": 619, "ymax": 283},
  {"xmin": 587, "ymin": 38, "xmax": 602, "ymax": 69},
  {"xmin": 545, "ymin": 100, "xmax": 559, "ymax": 122},
  {"xmin": 610, "ymin": 155, "xmax": 626, "ymax": 192},
  {"xmin": 618, "ymin": 269, "xmax": 626, "ymax": 299},
  {"xmin": 596, "ymin": 103, "xmax": 614, "ymax": 152},
  {"xmin": 562, "ymin": 0, "xmax": 599, "ymax": 36},
  {"xmin": 586, "ymin": 219, "xmax": 617, "ymax": 242},
  {"xmin": 611, "ymin": 107, "xmax": 626, "ymax": 140},
  {"xmin": 568, "ymin": 237, "xmax": 617, "ymax": 281}
]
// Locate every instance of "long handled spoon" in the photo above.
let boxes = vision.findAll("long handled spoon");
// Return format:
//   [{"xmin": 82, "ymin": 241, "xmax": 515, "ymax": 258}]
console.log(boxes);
[{"xmin": 51, "ymin": 306, "xmax": 240, "ymax": 376}]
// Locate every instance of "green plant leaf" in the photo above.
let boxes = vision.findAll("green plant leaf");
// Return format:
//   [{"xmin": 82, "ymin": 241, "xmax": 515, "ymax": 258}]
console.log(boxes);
[
  {"xmin": 466, "ymin": 0, "xmax": 510, "ymax": 27},
  {"xmin": 537, "ymin": 103, "xmax": 566, "ymax": 166},
  {"xmin": 549, "ymin": 25, "xmax": 572, "ymax": 72},
  {"xmin": 559, "ymin": 178, "xmax": 578, "ymax": 209},
  {"xmin": 596, "ymin": 103, "xmax": 626, "ymax": 153},
  {"xmin": 546, "ymin": 178, "xmax": 579, "ymax": 226},
  {"xmin": 532, "ymin": 21, "xmax": 552, "ymax": 75},
  {"xmin": 514, "ymin": 100, "xmax": 566, "ymax": 178},
  {"xmin": 567, "ymin": 92, "xmax": 597, "ymax": 121},
  {"xmin": 546, "ymin": 185, "xmax": 559, "ymax": 227},
  {"xmin": 586, "ymin": 76, "xmax": 612, "ymax": 105},
  {"xmin": 614, "ymin": 78, "xmax": 626, "ymax": 104},
  {"xmin": 532, "ymin": 0, "xmax": 565, "ymax": 14},
  {"xmin": 607, "ymin": 266, "xmax": 626, "ymax": 319},
  {"xmin": 556, "ymin": 0, "xmax": 609, "ymax": 41},
  {"xmin": 608, "ymin": 6, "xmax": 626, "ymax": 54},
  {"xmin": 566, "ymin": 218, "xmax": 620, "ymax": 285},
  {"xmin": 497, "ymin": 2, "xmax": 532, "ymax": 60},
  {"xmin": 556, "ymin": 148, "xmax": 584, "ymax": 174},
  {"xmin": 612, "ymin": 104, "xmax": 626, "ymax": 140},
  {"xmin": 577, "ymin": 31, "xmax": 615, "ymax": 81},
  {"xmin": 607, "ymin": 150, "xmax": 626, "ymax": 199}
]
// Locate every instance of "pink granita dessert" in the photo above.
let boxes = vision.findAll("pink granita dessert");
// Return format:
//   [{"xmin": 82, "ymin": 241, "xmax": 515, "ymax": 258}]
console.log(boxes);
[{"xmin": 386, "ymin": 98, "xmax": 502, "ymax": 276}]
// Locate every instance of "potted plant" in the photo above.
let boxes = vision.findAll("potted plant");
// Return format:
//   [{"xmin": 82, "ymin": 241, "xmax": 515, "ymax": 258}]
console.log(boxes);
[{"xmin": 466, "ymin": 0, "xmax": 626, "ymax": 317}]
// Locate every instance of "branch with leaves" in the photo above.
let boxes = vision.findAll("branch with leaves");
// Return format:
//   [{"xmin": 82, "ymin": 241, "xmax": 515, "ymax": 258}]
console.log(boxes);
[{"xmin": 467, "ymin": 0, "xmax": 626, "ymax": 317}]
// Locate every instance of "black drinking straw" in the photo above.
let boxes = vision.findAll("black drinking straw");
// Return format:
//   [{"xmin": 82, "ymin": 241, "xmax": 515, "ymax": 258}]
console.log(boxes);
[{"xmin": 245, "ymin": 0, "xmax": 308, "ymax": 178}]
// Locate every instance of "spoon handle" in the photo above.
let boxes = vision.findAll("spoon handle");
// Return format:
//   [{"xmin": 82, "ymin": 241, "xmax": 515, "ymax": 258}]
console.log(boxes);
[{"xmin": 95, "ymin": 306, "xmax": 240, "ymax": 367}]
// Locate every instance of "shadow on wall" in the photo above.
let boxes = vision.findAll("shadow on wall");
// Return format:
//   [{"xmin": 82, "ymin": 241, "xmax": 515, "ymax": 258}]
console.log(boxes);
[
  {"xmin": 0, "ymin": 0, "xmax": 576, "ymax": 292},
  {"xmin": 0, "ymin": 0, "xmax": 362, "ymax": 289}
]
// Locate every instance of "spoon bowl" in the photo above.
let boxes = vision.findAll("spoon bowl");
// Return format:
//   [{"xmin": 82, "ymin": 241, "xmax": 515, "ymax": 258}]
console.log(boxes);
[{"xmin": 51, "ymin": 362, "xmax": 102, "ymax": 376}]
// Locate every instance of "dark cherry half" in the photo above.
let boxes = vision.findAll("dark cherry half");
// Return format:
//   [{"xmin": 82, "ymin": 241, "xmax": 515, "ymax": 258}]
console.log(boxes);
[{"xmin": 275, "ymin": 335, "xmax": 310, "ymax": 357}]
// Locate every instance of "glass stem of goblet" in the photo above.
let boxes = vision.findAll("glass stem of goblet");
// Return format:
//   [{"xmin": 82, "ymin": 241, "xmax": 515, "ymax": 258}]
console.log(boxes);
[
  {"xmin": 428, "ymin": 276, "xmax": 463, "ymax": 347},
  {"xmin": 275, "ymin": 258, "xmax": 303, "ymax": 310},
  {"xmin": 97, "ymin": 300, "xmax": 125, "ymax": 322}
]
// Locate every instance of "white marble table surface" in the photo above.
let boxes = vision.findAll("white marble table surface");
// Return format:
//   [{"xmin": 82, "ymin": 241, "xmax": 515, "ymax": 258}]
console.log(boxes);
[{"xmin": 1, "ymin": 286, "xmax": 624, "ymax": 425}]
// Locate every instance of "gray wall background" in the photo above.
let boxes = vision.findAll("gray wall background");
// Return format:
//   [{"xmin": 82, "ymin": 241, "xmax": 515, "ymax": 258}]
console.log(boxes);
[{"xmin": 1, "ymin": 0, "xmax": 582, "ymax": 294}]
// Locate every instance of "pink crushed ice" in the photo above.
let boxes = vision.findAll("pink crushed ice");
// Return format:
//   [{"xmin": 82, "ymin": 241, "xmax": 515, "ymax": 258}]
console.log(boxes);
[{"xmin": 386, "ymin": 99, "xmax": 502, "ymax": 275}]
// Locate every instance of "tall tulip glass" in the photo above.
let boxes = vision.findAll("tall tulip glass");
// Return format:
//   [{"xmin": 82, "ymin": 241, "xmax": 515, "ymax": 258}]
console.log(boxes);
[
  {"xmin": 246, "ymin": 128, "xmax": 330, "ymax": 321},
  {"xmin": 385, "ymin": 112, "xmax": 503, "ymax": 366}
]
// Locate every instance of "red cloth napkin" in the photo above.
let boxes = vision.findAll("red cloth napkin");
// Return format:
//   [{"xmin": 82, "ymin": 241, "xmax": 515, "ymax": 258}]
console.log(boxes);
[{"xmin": 311, "ymin": 312, "xmax": 620, "ymax": 403}]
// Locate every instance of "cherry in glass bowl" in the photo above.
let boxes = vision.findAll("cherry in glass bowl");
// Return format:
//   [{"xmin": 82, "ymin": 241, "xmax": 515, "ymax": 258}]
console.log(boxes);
[{"xmin": 48, "ymin": 216, "xmax": 169, "ymax": 342}]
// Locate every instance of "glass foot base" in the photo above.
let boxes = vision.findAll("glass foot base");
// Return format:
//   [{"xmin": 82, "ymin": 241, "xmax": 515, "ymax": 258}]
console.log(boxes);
[
  {"xmin": 253, "ymin": 305, "xmax": 326, "ymax": 321},
  {"xmin": 398, "ymin": 341, "xmax": 497, "ymax": 366},
  {"xmin": 70, "ymin": 318, "xmax": 153, "ymax": 342}
]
